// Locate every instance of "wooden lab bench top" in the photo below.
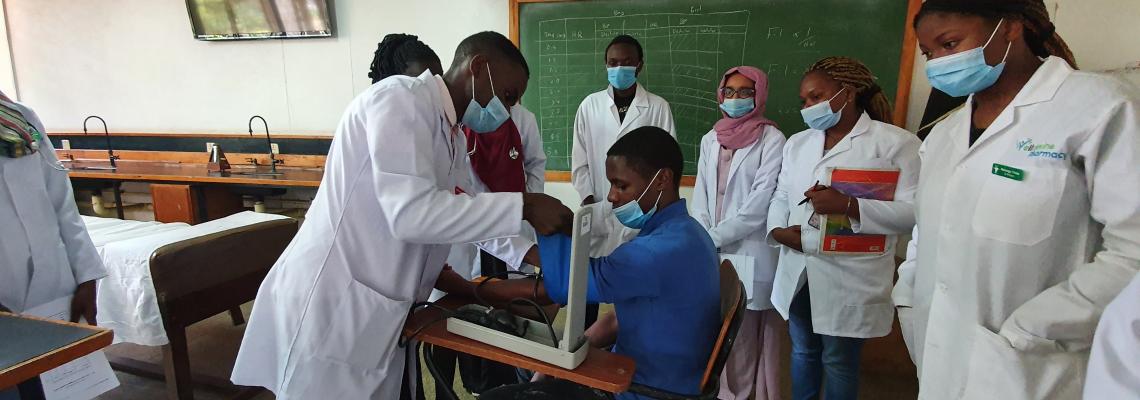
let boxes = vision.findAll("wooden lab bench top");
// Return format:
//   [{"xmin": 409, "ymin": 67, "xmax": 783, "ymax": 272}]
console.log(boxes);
[
  {"xmin": 403, "ymin": 295, "xmax": 636, "ymax": 393},
  {"xmin": 63, "ymin": 160, "xmax": 323, "ymax": 188},
  {"xmin": 57, "ymin": 149, "xmax": 324, "ymax": 188}
]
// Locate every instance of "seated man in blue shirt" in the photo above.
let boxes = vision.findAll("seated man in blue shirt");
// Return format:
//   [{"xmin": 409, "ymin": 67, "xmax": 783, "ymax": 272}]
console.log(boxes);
[{"xmin": 479, "ymin": 126, "xmax": 722, "ymax": 400}]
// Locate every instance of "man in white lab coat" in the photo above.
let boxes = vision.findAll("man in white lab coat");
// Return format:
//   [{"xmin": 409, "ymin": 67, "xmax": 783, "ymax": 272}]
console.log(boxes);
[
  {"xmin": 572, "ymin": 34, "xmax": 676, "ymax": 258},
  {"xmin": 230, "ymin": 31, "xmax": 571, "ymax": 400},
  {"xmin": 365, "ymin": 33, "xmax": 550, "ymax": 395},
  {"xmin": 0, "ymin": 93, "xmax": 106, "ymax": 399},
  {"xmin": 452, "ymin": 105, "xmax": 547, "ymax": 279},
  {"xmin": 572, "ymin": 34, "xmax": 675, "ymax": 328},
  {"xmin": 445, "ymin": 93, "xmax": 549, "ymax": 395},
  {"xmin": 366, "ymin": 32, "xmax": 549, "ymax": 395}
]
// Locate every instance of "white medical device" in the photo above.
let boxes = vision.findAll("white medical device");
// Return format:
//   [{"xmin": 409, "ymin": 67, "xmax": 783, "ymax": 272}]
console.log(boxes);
[{"xmin": 446, "ymin": 207, "xmax": 592, "ymax": 369}]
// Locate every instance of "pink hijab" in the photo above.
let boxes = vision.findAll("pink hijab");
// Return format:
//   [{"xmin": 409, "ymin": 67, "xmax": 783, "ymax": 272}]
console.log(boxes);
[{"xmin": 714, "ymin": 66, "xmax": 777, "ymax": 149}]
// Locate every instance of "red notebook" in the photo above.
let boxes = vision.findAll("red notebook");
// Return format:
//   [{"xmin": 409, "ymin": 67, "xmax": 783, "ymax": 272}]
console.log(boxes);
[{"xmin": 819, "ymin": 168, "xmax": 901, "ymax": 255}]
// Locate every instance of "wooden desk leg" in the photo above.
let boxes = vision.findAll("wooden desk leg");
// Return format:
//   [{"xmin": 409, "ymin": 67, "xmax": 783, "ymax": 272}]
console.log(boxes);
[
  {"xmin": 228, "ymin": 308, "xmax": 245, "ymax": 326},
  {"xmin": 113, "ymin": 181, "xmax": 125, "ymax": 220},
  {"xmin": 161, "ymin": 326, "xmax": 195, "ymax": 400}
]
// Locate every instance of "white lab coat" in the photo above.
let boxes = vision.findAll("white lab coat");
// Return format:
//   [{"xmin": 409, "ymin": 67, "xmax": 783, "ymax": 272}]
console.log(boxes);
[
  {"xmin": 571, "ymin": 84, "xmax": 676, "ymax": 256},
  {"xmin": 896, "ymin": 224, "xmax": 921, "ymax": 365},
  {"xmin": 515, "ymin": 105, "xmax": 548, "ymax": 196},
  {"xmin": 1084, "ymin": 274, "xmax": 1140, "ymax": 399},
  {"xmin": 445, "ymin": 105, "xmax": 546, "ymax": 281},
  {"xmin": 767, "ymin": 113, "xmax": 920, "ymax": 338},
  {"xmin": 231, "ymin": 71, "xmax": 532, "ymax": 400},
  {"xmin": 0, "ymin": 98, "xmax": 105, "ymax": 314},
  {"xmin": 894, "ymin": 57, "xmax": 1140, "ymax": 400},
  {"xmin": 691, "ymin": 125, "xmax": 785, "ymax": 310}
]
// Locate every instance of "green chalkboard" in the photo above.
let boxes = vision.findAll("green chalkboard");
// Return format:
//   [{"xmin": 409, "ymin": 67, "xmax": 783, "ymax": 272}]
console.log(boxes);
[{"xmin": 519, "ymin": 0, "xmax": 912, "ymax": 174}]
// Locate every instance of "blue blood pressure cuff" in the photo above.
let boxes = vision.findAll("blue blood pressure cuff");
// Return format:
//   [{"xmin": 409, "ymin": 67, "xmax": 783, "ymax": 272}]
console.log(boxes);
[
  {"xmin": 537, "ymin": 233, "xmax": 604, "ymax": 305},
  {"xmin": 536, "ymin": 233, "xmax": 572, "ymax": 304}
]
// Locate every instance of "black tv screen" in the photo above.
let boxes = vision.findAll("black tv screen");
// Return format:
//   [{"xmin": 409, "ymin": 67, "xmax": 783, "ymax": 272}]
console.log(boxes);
[{"xmin": 186, "ymin": 0, "xmax": 334, "ymax": 40}]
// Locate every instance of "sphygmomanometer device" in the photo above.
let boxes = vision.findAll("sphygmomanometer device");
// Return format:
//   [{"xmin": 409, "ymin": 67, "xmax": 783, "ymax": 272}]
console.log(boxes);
[{"xmin": 445, "ymin": 208, "xmax": 592, "ymax": 369}]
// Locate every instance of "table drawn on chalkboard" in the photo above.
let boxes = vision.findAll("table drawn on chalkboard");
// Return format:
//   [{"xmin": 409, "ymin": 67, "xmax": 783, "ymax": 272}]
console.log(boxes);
[
  {"xmin": 535, "ymin": 10, "xmax": 755, "ymax": 170},
  {"xmin": 520, "ymin": 1, "xmax": 911, "ymax": 174}
]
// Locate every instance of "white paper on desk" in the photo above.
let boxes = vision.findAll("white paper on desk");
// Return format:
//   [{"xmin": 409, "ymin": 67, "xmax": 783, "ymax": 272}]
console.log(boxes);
[
  {"xmin": 24, "ymin": 297, "xmax": 120, "ymax": 400},
  {"xmin": 720, "ymin": 254, "xmax": 756, "ymax": 301}
]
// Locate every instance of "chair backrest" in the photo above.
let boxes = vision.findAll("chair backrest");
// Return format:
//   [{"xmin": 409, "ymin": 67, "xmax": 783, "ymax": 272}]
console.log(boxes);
[
  {"xmin": 149, "ymin": 219, "xmax": 298, "ymax": 300},
  {"xmin": 698, "ymin": 260, "xmax": 746, "ymax": 391}
]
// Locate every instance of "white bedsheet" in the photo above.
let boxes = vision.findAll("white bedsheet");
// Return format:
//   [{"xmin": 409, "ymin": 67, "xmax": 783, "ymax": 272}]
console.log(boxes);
[{"xmin": 85, "ymin": 211, "xmax": 290, "ymax": 346}]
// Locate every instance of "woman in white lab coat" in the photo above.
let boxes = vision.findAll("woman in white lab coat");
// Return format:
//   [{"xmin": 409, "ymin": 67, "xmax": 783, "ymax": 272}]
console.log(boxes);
[
  {"xmin": 230, "ymin": 32, "xmax": 570, "ymax": 400},
  {"xmin": 895, "ymin": 1, "xmax": 1140, "ymax": 399},
  {"xmin": 0, "ymin": 92, "xmax": 106, "ymax": 399},
  {"xmin": 767, "ymin": 57, "xmax": 920, "ymax": 400},
  {"xmin": 690, "ymin": 66, "xmax": 785, "ymax": 400}
]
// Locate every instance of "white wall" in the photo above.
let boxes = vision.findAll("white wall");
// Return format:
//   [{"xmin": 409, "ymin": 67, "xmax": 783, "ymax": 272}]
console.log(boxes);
[
  {"xmin": 0, "ymin": 0, "xmax": 14, "ymax": 97},
  {"xmin": 3, "ymin": 0, "xmax": 509, "ymax": 134}
]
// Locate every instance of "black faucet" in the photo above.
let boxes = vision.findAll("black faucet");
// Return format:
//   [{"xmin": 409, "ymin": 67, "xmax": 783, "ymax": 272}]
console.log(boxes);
[
  {"xmin": 83, "ymin": 115, "xmax": 117, "ymax": 169},
  {"xmin": 248, "ymin": 115, "xmax": 280, "ymax": 173}
]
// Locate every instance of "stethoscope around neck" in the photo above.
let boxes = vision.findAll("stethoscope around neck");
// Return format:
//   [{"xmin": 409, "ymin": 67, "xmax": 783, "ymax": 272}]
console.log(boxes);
[
  {"xmin": 439, "ymin": 115, "xmax": 460, "ymax": 176},
  {"xmin": 466, "ymin": 130, "xmax": 478, "ymax": 156}
]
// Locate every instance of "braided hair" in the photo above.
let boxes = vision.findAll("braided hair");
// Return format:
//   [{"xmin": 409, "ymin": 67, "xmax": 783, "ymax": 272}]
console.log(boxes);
[
  {"xmin": 807, "ymin": 57, "xmax": 893, "ymax": 123},
  {"xmin": 368, "ymin": 33, "xmax": 441, "ymax": 83},
  {"xmin": 916, "ymin": 0, "xmax": 1077, "ymax": 68}
]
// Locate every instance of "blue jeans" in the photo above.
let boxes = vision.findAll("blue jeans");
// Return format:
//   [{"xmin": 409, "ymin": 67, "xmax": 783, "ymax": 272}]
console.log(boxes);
[{"xmin": 788, "ymin": 285, "xmax": 864, "ymax": 400}]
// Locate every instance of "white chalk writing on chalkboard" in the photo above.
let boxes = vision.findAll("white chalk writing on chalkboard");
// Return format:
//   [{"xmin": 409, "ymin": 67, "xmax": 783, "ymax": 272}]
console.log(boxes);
[
  {"xmin": 521, "ymin": 1, "xmax": 912, "ymax": 174},
  {"xmin": 535, "ymin": 10, "xmax": 764, "ymax": 171}
]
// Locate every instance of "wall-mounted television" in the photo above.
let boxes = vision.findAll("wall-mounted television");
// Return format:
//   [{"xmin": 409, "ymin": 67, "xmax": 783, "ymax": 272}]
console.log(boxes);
[{"xmin": 185, "ymin": 0, "xmax": 334, "ymax": 41}]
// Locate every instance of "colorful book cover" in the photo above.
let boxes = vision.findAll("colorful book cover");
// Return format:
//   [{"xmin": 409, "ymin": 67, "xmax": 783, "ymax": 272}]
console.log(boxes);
[{"xmin": 819, "ymin": 168, "xmax": 901, "ymax": 255}]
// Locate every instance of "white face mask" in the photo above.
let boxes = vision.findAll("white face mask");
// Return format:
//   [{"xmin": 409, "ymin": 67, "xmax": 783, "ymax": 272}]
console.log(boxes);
[
  {"xmin": 800, "ymin": 88, "xmax": 847, "ymax": 131},
  {"xmin": 461, "ymin": 63, "xmax": 511, "ymax": 133},
  {"xmin": 924, "ymin": 18, "xmax": 1012, "ymax": 97}
]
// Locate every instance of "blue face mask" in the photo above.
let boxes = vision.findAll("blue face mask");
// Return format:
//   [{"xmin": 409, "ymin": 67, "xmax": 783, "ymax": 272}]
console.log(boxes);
[
  {"xmin": 607, "ymin": 66, "xmax": 638, "ymax": 90},
  {"xmin": 925, "ymin": 18, "xmax": 1012, "ymax": 97},
  {"xmin": 613, "ymin": 169, "xmax": 662, "ymax": 229},
  {"xmin": 800, "ymin": 88, "xmax": 847, "ymax": 131},
  {"xmin": 462, "ymin": 64, "xmax": 511, "ymax": 133},
  {"xmin": 719, "ymin": 98, "xmax": 755, "ymax": 118}
]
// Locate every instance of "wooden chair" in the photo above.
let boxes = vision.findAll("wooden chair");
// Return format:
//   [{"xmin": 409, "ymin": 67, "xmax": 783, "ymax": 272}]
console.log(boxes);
[
  {"xmin": 627, "ymin": 260, "xmax": 746, "ymax": 399},
  {"xmin": 107, "ymin": 219, "xmax": 298, "ymax": 400}
]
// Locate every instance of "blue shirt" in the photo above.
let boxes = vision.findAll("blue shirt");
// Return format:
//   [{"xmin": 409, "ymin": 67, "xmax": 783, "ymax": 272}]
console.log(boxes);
[{"xmin": 539, "ymin": 199, "xmax": 721, "ymax": 399}]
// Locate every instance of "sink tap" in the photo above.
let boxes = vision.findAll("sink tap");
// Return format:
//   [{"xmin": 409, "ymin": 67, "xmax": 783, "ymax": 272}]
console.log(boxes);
[
  {"xmin": 248, "ymin": 115, "xmax": 281, "ymax": 173},
  {"xmin": 83, "ymin": 115, "xmax": 117, "ymax": 169}
]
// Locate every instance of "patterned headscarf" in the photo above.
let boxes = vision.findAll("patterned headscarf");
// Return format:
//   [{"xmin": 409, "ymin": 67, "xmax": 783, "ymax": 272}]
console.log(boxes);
[{"xmin": 0, "ymin": 93, "xmax": 40, "ymax": 158}]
